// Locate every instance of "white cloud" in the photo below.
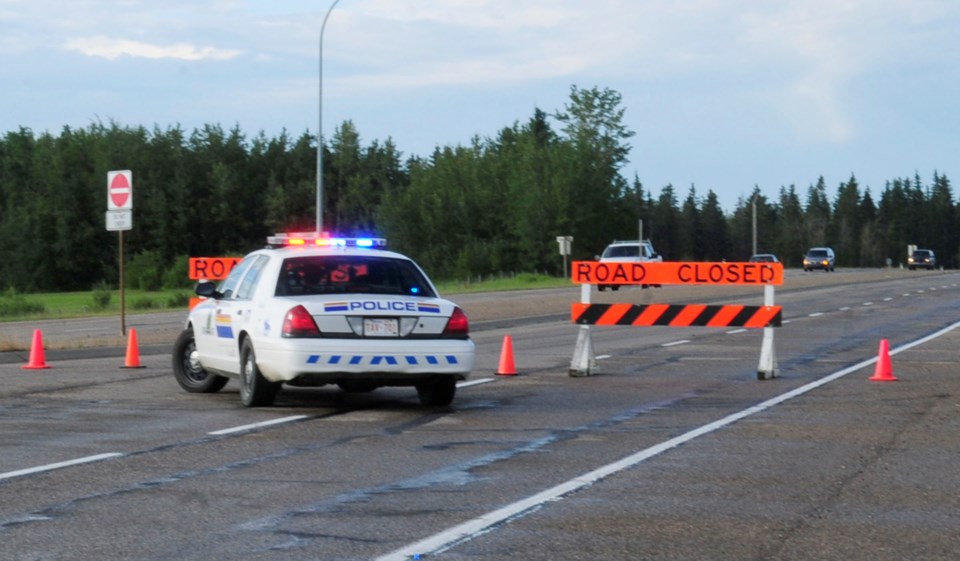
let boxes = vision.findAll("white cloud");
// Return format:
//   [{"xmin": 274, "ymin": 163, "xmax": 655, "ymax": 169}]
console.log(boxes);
[{"xmin": 63, "ymin": 36, "xmax": 243, "ymax": 61}]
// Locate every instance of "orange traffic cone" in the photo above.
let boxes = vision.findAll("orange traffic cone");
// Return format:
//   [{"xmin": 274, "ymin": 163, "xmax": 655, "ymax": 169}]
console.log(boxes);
[
  {"xmin": 496, "ymin": 335, "xmax": 518, "ymax": 376},
  {"xmin": 22, "ymin": 329, "xmax": 51, "ymax": 370},
  {"xmin": 121, "ymin": 328, "xmax": 145, "ymax": 369},
  {"xmin": 869, "ymin": 338, "xmax": 897, "ymax": 382}
]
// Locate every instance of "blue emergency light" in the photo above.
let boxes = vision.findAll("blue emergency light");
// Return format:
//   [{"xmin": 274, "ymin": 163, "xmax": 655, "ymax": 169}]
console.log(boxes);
[{"xmin": 267, "ymin": 232, "xmax": 387, "ymax": 249}]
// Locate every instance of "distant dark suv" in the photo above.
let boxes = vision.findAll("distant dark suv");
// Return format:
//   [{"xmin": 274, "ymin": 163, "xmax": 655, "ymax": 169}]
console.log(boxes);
[
  {"xmin": 908, "ymin": 249, "xmax": 936, "ymax": 270},
  {"xmin": 803, "ymin": 247, "xmax": 835, "ymax": 272}
]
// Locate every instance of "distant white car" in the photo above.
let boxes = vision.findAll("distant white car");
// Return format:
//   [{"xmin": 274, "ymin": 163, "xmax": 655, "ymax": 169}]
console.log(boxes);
[
  {"xmin": 597, "ymin": 239, "xmax": 662, "ymax": 291},
  {"xmin": 172, "ymin": 233, "xmax": 475, "ymax": 407}
]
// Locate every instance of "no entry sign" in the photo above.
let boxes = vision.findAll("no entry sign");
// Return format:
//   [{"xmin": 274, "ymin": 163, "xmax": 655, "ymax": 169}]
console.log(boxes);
[{"xmin": 107, "ymin": 170, "xmax": 133, "ymax": 210}]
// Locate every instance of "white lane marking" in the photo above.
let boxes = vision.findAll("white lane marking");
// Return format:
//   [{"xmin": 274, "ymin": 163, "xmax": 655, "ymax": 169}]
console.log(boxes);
[
  {"xmin": 809, "ymin": 312, "xmax": 824, "ymax": 317},
  {"xmin": 595, "ymin": 355, "xmax": 612, "ymax": 360},
  {"xmin": 883, "ymin": 298, "xmax": 892, "ymax": 302},
  {"xmin": 903, "ymin": 293, "xmax": 911, "ymax": 297},
  {"xmin": 208, "ymin": 415, "xmax": 309, "ymax": 436},
  {"xmin": 0, "ymin": 453, "xmax": 123, "ymax": 482},
  {"xmin": 726, "ymin": 329, "xmax": 747, "ymax": 335},
  {"xmin": 782, "ymin": 319, "xmax": 792, "ymax": 324},
  {"xmin": 863, "ymin": 302, "xmax": 874, "ymax": 306},
  {"xmin": 662, "ymin": 340, "xmax": 690, "ymax": 347},
  {"xmin": 839, "ymin": 307, "xmax": 851, "ymax": 311},
  {"xmin": 458, "ymin": 378, "xmax": 495, "ymax": 389},
  {"xmin": 374, "ymin": 319, "xmax": 960, "ymax": 561}
]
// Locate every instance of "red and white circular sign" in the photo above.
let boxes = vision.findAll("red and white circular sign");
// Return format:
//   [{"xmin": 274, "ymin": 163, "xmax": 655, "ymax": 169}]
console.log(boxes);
[{"xmin": 107, "ymin": 170, "xmax": 132, "ymax": 210}]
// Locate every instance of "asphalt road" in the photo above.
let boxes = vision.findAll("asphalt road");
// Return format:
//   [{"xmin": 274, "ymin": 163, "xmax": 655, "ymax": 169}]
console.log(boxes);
[{"xmin": 1, "ymin": 269, "xmax": 959, "ymax": 561}]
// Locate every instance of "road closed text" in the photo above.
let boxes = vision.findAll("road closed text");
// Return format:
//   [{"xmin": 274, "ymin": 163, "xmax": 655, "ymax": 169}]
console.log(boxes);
[{"xmin": 572, "ymin": 261, "xmax": 783, "ymax": 286}]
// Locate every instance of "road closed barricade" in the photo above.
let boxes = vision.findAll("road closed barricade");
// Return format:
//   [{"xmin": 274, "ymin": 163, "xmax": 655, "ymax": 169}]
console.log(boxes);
[{"xmin": 569, "ymin": 261, "xmax": 783, "ymax": 379}]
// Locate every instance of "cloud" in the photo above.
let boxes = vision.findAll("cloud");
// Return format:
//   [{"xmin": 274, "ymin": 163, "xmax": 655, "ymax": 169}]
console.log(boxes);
[{"xmin": 63, "ymin": 36, "xmax": 243, "ymax": 61}]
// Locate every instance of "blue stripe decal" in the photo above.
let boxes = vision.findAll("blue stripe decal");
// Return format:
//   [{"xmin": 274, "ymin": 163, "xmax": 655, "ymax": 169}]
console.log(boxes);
[
  {"xmin": 216, "ymin": 326, "xmax": 234, "ymax": 338},
  {"xmin": 304, "ymin": 354, "xmax": 460, "ymax": 366}
]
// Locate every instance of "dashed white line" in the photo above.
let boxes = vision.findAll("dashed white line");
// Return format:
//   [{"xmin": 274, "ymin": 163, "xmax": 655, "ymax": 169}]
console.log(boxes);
[
  {"xmin": 883, "ymin": 298, "xmax": 892, "ymax": 302},
  {"xmin": 0, "ymin": 453, "xmax": 123, "ymax": 482},
  {"xmin": 208, "ymin": 415, "xmax": 309, "ymax": 436},
  {"xmin": 458, "ymin": 377, "xmax": 495, "ymax": 389},
  {"xmin": 809, "ymin": 312, "xmax": 825, "ymax": 317},
  {"xmin": 726, "ymin": 329, "xmax": 747, "ymax": 335},
  {"xmin": 839, "ymin": 307, "xmax": 851, "ymax": 311},
  {"xmin": 863, "ymin": 302, "xmax": 873, "ymax": 306},
  {"xmin": 662, "ymin": 340, "xmax": 691, "ymax": 347},
  {"xmin": 595, "ymin": 354, "xmax": 612, "ymax": 360}
]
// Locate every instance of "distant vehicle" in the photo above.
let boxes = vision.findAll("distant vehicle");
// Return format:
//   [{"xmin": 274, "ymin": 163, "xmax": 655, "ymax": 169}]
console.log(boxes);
[
  {"xmin": 597, "ymin": 239, "xmax": 662, "ymax": 291},
  {"xmin": 908, "ymin": 249, "xmax": 936, "ymax": 270},
  {"xmin": 749, "ymin": 254, "xmax": 779, "ymax": 263},
  {"xmin": 172, "ymin": 232, "xmax": 475, "ymax": 407},
  {"xmin": 803, "ymin": 247, "xmax": 835, "ymax": 272}
]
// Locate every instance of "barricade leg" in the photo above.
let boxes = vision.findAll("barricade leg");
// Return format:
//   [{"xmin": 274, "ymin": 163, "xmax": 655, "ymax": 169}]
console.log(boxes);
[
  {"xmin": 569, "ymin": 325, "xmax": 597, "ymax": 377},
  {"xmin": 757, "ymin": 285, "xmax": 779, "ymax": 380}
]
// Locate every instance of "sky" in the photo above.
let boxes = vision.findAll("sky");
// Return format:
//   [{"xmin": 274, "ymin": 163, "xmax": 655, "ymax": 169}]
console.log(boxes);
[{"xmin": 2, "ymin": 0, "xmax": 958, "ymax": 211}]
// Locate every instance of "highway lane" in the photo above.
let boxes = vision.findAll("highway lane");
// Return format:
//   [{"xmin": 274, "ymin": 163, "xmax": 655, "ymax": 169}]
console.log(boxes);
[{"xmin": 1, "ymin": 270, "xmax": 959, "ymax": 560}]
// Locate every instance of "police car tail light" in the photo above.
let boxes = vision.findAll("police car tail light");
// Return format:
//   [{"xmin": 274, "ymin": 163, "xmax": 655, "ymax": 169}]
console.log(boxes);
[
  {"xmin": 442, "ymin": 307, "xmax": 469, "ymax": 337},
  {"xmin": 282, "ymin": 305, "xmax": 321, "ymax": 337}
]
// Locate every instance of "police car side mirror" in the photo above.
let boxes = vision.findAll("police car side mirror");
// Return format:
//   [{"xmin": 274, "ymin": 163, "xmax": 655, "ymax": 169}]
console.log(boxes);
[{"xmin": 195, "ymin": 281, "xmax": 223, "ymax": 300}]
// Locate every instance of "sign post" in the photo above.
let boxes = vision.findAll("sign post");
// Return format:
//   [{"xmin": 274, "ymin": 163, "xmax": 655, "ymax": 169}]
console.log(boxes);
[{"xmin": 107, "ymin": 170, "xmax": 133, "ymax": 335}]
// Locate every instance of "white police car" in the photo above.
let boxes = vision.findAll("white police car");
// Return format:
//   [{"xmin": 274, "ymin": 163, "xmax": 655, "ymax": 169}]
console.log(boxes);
[{"xmin": 172, "ymin": 233, "xmax": 475, "ymax": 407}]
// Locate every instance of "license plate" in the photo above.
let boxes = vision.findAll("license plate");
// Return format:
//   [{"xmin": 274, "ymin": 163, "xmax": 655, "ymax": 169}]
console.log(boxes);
[{"xmin": 364, "ymin": 318, "xmax": 398, "ymax": 337}]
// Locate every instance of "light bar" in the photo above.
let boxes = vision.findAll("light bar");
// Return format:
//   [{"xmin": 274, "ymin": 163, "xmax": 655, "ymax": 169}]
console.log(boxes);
[{"xmin": 267, "ymin": 232, "xmax": 387, "ymax": 249}]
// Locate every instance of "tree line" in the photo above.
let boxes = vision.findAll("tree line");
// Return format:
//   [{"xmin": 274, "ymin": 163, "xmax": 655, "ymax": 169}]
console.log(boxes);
[{"xmin": 0, "ymin": 85, "xmax": 954, "ymax": 293}]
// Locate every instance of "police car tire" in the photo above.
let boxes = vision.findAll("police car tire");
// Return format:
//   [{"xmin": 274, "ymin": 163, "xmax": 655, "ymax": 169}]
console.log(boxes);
[
  {"xmin": 239, "ymin": 339, "xmax": 280, "ymax": 407},
  {"xmin": 172, "ymin": 329, "xmax": 228, "ymax": 393},
  {"xmin": 416, "ymin": 377, "xmax": 457, "ymax": 406}
]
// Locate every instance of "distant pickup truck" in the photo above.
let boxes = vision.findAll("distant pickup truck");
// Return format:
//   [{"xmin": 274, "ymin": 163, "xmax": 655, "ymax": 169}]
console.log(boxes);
[{"xmin": 597, "ymin": 239, "xmax": 662, "ymax": 291}]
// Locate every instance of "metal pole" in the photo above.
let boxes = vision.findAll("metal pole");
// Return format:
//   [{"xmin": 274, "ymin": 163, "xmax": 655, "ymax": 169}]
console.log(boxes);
[
  {"xmin": 119, "ymin": 230, "xmax": 126, "ymax": 336},
  {"xmin": 317, "ymin": 0, "xmax": 342, "ymax": 234},
  {"xmin": 751, "ymin": 197, "xmax": 757, "ymax": 256}
]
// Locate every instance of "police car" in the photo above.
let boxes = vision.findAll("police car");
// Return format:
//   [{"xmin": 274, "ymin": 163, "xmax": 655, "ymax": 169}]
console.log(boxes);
[{"xmin": 172, "ymin": 233, "xmax": 475, "ymax": 407}]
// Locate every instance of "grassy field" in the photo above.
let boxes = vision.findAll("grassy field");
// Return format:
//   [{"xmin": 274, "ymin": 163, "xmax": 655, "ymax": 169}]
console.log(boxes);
[{"xmin": 0, "ymin": 273, "xmax": 569, "ymax": 323}]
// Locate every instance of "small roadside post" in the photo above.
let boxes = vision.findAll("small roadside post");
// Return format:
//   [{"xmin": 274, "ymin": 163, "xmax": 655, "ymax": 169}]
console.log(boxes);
[{"xmin": 556, "ymin": 236, "xmax": 573, "ymax": 278}]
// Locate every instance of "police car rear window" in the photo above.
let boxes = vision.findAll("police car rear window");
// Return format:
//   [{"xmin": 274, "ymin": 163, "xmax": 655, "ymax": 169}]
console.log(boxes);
[{"xmin": 275, "ymin": 256, "xmax": 436, "ymax": 298}]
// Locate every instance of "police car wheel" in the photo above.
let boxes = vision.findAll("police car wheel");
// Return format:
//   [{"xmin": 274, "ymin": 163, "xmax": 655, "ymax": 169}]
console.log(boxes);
[
  {"xmin": 172, "ymin": 329, "xmax": 228, "ymax": 393},
  {"xmin": 416, "ymin": 377, "xmax": 457, "ymax": 406},
  {"xmin": 239, "ymin": 339, "xmax": 280, "ymax": 407}
]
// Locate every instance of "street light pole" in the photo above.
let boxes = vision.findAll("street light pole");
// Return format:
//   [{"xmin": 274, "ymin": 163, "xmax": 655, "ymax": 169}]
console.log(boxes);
[{"xmin": 317, "ymin": 0, "xmax": 342, "ymax": 233}]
